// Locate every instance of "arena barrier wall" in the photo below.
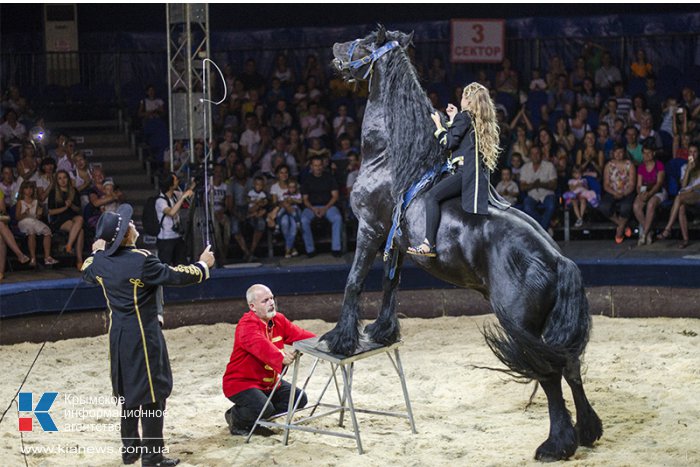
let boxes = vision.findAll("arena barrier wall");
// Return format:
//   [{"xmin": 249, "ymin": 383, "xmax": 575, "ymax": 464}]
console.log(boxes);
[{"xmin": 1, "ymin": 257, "xmax": 698, "ymax": 344}]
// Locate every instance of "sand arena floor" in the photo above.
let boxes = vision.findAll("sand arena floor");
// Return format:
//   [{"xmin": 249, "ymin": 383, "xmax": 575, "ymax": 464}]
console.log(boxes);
[{"xmin": 1, "ymin": 315, "xmax": 698, "ymax": 466}]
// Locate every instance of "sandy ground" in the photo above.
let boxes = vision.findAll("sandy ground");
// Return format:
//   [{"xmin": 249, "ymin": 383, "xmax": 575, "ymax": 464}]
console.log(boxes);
[{"xmin": 1, "ymin": 315, "xmax": 699, "ymax": 467}]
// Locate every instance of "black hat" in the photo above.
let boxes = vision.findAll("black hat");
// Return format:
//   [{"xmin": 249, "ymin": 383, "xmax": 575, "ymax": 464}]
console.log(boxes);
[{"xmin": 95, "ymin": 204, "xmax": 133, "ymax": 256}]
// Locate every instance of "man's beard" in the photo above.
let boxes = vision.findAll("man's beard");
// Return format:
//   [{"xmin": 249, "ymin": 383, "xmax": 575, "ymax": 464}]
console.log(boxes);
[{"xmin": 265, "ymin": 310, "xmax": 277, "ymax": 319}]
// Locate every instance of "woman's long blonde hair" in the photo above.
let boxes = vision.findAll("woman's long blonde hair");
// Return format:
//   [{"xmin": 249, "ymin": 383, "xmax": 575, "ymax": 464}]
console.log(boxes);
[{"xmin": 463, "ymin": 82, "xmax": 501, "ymax": 171}]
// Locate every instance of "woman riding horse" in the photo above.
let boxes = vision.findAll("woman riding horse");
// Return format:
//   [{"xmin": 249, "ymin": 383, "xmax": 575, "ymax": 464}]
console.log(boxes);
[
  {"xmin": 407, "ymin": 82, "xmax": 500, "ymax": 257},
  {"xmin": 324, "ymin": 28, "xmax": 602, "ymax": 461}
]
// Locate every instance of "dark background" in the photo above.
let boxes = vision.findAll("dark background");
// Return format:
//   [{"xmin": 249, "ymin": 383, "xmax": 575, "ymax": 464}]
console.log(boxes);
[{"xmin": 2, "ymin": 3, "xmax": 699, "ymax": 34}]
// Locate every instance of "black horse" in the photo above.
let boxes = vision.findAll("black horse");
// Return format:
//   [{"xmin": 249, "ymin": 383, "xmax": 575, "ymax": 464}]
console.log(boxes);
[{"xmin": 320, "ymin": 27, "xmax": 602, "ymax": 461}]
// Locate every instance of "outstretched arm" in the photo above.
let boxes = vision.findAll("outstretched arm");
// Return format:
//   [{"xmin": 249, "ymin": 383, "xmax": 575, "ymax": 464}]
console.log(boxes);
[{"xmin": 142, "ymin": 245, "xmax": 214, "ymax": 286}]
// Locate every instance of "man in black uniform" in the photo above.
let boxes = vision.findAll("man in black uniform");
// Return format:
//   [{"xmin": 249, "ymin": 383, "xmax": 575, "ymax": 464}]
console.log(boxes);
[{"xmin": 82, "ymin": 204, "xmax": 215, "ymax": 467}]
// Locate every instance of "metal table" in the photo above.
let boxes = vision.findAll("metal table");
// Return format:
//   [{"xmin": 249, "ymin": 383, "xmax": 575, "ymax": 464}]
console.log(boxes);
[{"xmin": 245, "ymin": 336, "xmax": 417, "ymax": 454}]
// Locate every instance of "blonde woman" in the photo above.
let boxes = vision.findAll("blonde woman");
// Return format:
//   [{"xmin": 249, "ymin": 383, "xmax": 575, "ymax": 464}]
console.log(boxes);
[
  {"xmin": 408, "ymin": 82, "xmax": 500, "ymax": 257},
  {"xmin": 48, "ymin": 170, "xmax": 84, "ymax": 268}
]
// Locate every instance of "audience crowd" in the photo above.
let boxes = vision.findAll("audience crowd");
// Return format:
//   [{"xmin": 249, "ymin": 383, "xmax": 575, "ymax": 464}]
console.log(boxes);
[{"xmin": 2, "ymin": 42, "xmax": 700, "ymax": 280}]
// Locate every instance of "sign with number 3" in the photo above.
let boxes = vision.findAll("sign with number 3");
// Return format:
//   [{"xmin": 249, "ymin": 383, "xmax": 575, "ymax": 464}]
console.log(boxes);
[{"xmin": 450, "ymin": 19, "xmax": 505, "ymax": 63}]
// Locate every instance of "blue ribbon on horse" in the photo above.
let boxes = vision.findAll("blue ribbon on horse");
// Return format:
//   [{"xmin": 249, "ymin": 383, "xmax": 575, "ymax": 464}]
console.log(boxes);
[
  {"xmin": 344, "ymin": 40, "xmax": 400, "ymax": 80},
  {"xmin": 383, "ymin": 160, "xmax": 453, "ymax": 279}
]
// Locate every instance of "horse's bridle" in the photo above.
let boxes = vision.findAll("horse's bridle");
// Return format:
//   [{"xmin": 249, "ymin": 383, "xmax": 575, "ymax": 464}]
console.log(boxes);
[{"xmin": 339, "ymin": 39, "xmax": 400, "ymax": 80}]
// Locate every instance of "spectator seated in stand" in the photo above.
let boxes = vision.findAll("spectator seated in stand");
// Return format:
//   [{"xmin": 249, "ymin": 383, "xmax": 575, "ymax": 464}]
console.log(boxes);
[
  {"xmin": 0, "ymin": 165, "xmax": 19, "ymax": 209},
  {"xmin": 244, "ymin": 176, "xmax": 269, "ymax": 262},
  {"xmin": 266, "ymin": 164, "xmax": 292, "ymax": 229},
  {"xmin": 276, "ymin": 178, "xmax": 303, "ymax": 259},
  {"xmin": 259, "ymin": 136, "xmax": 298, "ymax": 180},
  {"xmin": 0, "ymin": 189, "xmax": 30, "ymax": 280},
  {"xmin": 300, "ymin": 156, "xmax": 343, "ymax": 257},
  {"xmin": 332, "ymin": 104, "xmax": 355, "ymax": 140},
  {"xmin": 210, "ymin": 164, "xmax": 231, "ymax": 266},
  {"xmin": 15, "ymin": 180, "xmax": 57, "ymax": 267},
  {"xmin": 633, "ymin": 143, "xmax": 667, "ymax": 246},
  {"xmin": 84, "ymin": 167, "xmax": 124, "ymax": 230},
  {"xmin": 496, "ymin": 167, "xmax": 520, "ymax": 208},
  {"xmin": 519, "ymin": 146, "xmax": 558, "ymax": 236},
  {"xmin": 0, "ymin": 109, "xmax": 27, "ymax": 166},
  {"xmin": 656, "ymin": 143, "xmax": 700, "ymax": 249},
  {"xmin": 71, "ymin": 152, "xmax": 93, "ymax": 209},
  {"xmin": 47, "ymin": 170, "xmax": 84, "ymax": 269},
  {"xmin": 16, "ymin": 142, "xmax": 40, "ymax": 185},
  {"xmin": 598, "ymin": 143, "xmax": 637, "ymax": 244},
  {"xmin": 226, "ymin": 161, "xmax": 254, "ymax": 260},
  {"xmin": 563, "ymin": 165, "xmax": 599, "ymax": 228}
]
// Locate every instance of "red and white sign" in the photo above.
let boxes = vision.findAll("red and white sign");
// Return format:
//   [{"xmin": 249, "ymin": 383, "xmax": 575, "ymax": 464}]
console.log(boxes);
[{"xmin": 450, "ymin": 19, "xmax": 505, "ymax": 63}]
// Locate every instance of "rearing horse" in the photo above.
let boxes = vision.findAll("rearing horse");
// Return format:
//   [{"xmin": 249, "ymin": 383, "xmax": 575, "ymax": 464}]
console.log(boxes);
[{"xmin": 320, "ymin": 27, "xmax": 602, "ymax": 461}]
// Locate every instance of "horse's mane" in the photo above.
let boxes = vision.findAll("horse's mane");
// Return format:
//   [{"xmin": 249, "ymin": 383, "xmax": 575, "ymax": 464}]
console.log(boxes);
[{"xmin": 380, "ymin": 48, "xmax": 446, "ymax": 200}]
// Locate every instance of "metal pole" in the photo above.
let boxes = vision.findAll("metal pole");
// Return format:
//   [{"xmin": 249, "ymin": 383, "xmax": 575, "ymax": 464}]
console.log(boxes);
[
  {"xmin": 166, "ymin": 5, "xmax": 174, "ymax": 175},
  {"xmin": 186, "ymin": 5, "xmax": 194, "ymax": 168}
]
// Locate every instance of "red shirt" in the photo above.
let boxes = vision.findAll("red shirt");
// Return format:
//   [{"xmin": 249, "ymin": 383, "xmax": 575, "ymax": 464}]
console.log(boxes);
[{"xmin": 222, "ymin": 311, "xmax": 315, "ymax": 398}]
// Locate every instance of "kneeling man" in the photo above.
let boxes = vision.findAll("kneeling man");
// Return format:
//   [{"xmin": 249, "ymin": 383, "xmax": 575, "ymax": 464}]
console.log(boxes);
[{"xmin": 222, "ymin": 284, "xmax": 315, "ymax": 435}]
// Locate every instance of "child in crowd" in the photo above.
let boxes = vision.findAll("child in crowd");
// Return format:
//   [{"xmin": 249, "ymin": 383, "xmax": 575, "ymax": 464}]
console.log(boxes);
[
  {"xmin": 496, "ymin": 167, "xmax": 520, "ymax": 205},
  {"xmin": 529, "ymin": 68, "xmax": 547, "ymax": 91},
  {"xmin": 307, "ymin": 137, "xmax": 331, "ymax": 160},
  {"xmin": 247, "ymin": 176, "xmax": 269, "ymax": 220},
  {"xmin": 278, "ymin": 178, "xmax": 303, "ymax": 258},
  {"xmin": 509, "ymin": 152, "xmax": 523, "ymax": 183},
  {"xmin": 563, "ymin": 165, "xmax": 599, "ymax": 227},
  {"xmin": 101, "ymin": 180, "xmax": 120, "ymax": 213},
  {"xmin": 243, "ymin": 176, "xmax": 269, "ymax": 261},
  {"xmin": 333, "ymin": 104, "xmax": 355, "ymax": 139},
  {"xmin": 15, "ymin": 180, "xmax": 58, "ymax": 266}
]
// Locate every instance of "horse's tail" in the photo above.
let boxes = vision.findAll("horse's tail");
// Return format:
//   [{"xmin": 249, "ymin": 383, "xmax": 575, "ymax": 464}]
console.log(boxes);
[{"xmin": 483, "ymin": 257, "xmax": 590, "ymax": 382}]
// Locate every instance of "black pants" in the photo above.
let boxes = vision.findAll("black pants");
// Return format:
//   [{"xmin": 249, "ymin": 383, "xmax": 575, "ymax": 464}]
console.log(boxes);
[
  {"xmin": 227, "ymin": 380, "xmax": 307, "ymax": 429},
  {"xmin": 120, "ymin": 399, "xmax": 167, "ymax": 464},
  {"xmin": 424, "ymin": 168, "xmax": 463, "ymax": 245},
  {"xmin": 598, "ymin": 191, "xmax": 635, "ymax": 220},
  {"xmin": 156, "ymin": 237, "xmax": 187, "ymax": 265}
]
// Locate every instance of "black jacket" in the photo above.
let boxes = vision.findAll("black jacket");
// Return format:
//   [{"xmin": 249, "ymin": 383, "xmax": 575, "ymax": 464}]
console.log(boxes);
[
  {"xmin": 435, "ymin": 111, "xmax": 489, "ymax": 215},
  {"xmin": 82, "ymin": 246, "xmax": 209, "ymax": 407}
]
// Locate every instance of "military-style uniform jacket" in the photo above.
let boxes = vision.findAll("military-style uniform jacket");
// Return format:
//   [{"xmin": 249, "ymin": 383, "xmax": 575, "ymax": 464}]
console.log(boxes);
[
  {"xmin": 434, "ymin": 111, "xmax": 490, "ymax": 215},
  {"xmin": 222, "ymin": 311, "xmax": 315, "ymax": 398},
  {"xmin": 82, "ymin": 246, "xmax": 210, "ymax": 408}
]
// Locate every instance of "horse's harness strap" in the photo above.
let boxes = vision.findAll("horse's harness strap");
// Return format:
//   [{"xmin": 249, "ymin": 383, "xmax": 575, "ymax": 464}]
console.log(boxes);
[{"xmin": 344, "ymin": 40, "xmax": 400, "ymax": 80}]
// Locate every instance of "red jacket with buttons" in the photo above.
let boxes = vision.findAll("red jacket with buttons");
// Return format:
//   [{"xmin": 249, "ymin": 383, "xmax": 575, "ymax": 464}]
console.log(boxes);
[{"xmin": 222, "ymin": 311, "xmax": 315, "ymax": 398}]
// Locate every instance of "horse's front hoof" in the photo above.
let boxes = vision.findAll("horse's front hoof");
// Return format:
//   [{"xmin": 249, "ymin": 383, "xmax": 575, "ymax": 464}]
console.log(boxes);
[
  {"xmin": 364, "ymin": 320, "xmax": 400, "ymax": 346},
  {"xmin": 320, "ymin": 326, "xmax": 359, "ymax": 356},
  {"xmin": 534, "ymin": 436, "xmax": 577, "ymax": 462}
]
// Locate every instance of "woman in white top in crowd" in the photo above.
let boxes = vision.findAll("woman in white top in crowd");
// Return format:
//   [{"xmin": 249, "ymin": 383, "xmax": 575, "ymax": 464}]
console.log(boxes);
[{"xmin": 16, "ymin": 180, "xmax": 58, "ymax": 267}]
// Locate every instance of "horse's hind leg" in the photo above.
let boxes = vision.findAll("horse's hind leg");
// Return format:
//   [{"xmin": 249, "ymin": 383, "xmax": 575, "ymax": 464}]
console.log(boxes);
[
  {"xmin": 321, "ymin": 221, "xmax": 382, "ymax": 355},
  {"xmin": 535, "ymin": 376, "xmax": 578, "ymax": 461},
  {"xmin": 564, "ymin": 358, "xmax": 603, "ymax": 447},
  {"xmin": 365, "ymin": 253, "xmax": 404, "ymax": 346}
]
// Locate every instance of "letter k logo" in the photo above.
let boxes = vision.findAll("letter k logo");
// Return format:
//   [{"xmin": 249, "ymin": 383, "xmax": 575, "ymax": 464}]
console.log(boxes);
[{"xmin": 18, "ymin": 392, "xmax": 58, "ymax": 432}]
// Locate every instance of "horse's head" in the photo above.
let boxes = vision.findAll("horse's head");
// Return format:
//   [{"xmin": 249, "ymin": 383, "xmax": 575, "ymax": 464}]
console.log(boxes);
[{"xmin": 332, "ymin": 25, "xmax": 414, "ymax": 82}]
